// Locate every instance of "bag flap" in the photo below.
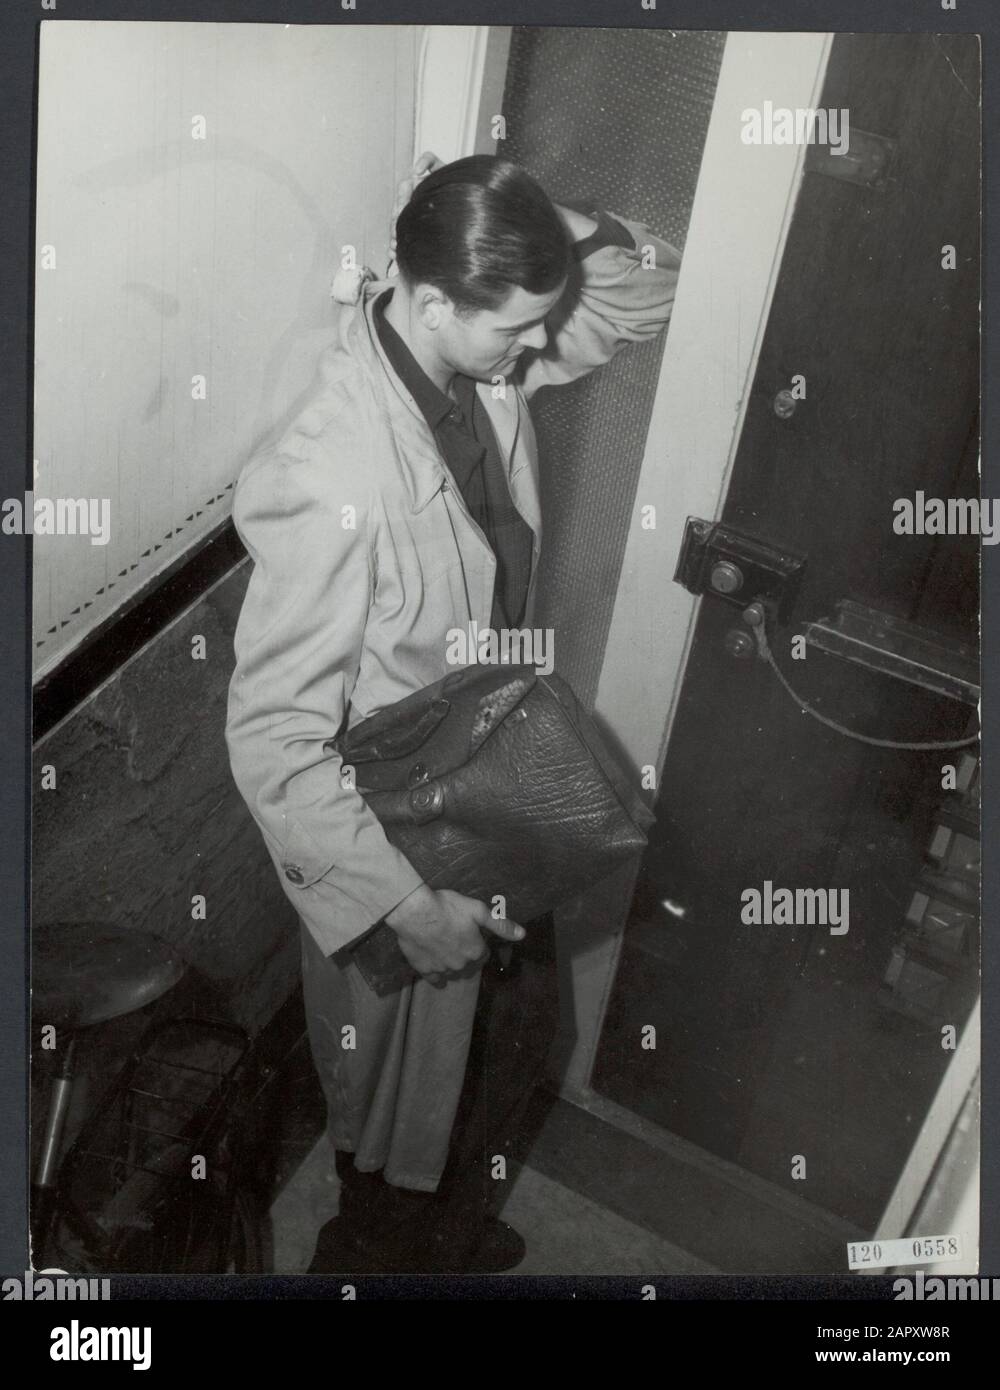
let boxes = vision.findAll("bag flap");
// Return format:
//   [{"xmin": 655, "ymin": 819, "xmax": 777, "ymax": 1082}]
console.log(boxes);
[{"xmin": 334, "ymin": 664, "xmax": 536, "ymax": 791}]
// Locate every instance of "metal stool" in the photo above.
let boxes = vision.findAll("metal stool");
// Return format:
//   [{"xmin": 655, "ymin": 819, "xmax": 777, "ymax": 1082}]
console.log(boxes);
[{"xmin": 31, "ymin": 921, "xmax": 187, "ymax": 1259}]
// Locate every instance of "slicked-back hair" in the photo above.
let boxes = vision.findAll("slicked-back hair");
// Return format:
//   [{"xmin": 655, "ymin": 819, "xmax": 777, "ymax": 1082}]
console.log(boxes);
[{"xmin": 394, "ymin": 155, "xmax": 570, "ymax": 316}]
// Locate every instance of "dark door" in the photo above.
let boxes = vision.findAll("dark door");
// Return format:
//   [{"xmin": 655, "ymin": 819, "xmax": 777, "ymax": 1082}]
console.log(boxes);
[{"xmin": 593, "ymin": 32, "xmax": 980, "ymax": 1234}]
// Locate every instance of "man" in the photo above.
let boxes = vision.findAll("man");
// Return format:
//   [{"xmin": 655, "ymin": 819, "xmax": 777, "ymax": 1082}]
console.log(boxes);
[{"xmin": 225, "ymin": 153, "xmax": 680, "ymax": 1273}]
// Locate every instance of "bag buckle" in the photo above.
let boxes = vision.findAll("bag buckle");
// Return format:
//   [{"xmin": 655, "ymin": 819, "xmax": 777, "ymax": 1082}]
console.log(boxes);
[{"xmin": 408, "ymin": 781, "xmax": 444, "ymax": 823}]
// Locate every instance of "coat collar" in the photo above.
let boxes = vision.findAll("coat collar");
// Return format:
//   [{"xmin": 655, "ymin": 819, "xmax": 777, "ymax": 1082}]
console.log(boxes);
[
  {"xmin": 343, "ymin": 277, "xmax": 524, "ymax": 515},
  {"xmin": 371, "ymin": 289, "xmax": 457, "ymax": 430}
]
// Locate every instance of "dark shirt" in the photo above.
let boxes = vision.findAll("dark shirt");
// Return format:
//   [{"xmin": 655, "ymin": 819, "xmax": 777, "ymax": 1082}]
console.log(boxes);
[
  {"xmin": 374, "ymin": 289, "xmax": 534, "ymax": 630},
  {"xmin": 373, "ymin": 208, "xmax": 635, "ymax": 631},
  {"xmin": 568, "ymin": 207, "xmax": 635, "ymax": 261}
]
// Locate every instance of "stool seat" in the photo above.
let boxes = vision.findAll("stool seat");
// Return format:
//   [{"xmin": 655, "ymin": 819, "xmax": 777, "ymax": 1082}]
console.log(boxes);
[{"xmin": 32, "ymin": 922, "xmax": 186, "ymax": 1030}]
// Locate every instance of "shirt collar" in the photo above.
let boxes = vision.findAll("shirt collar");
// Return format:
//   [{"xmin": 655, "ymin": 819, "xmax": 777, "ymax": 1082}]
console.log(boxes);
[{"xmin": 373, "ymin": 287, "xmax": 458, "ymax": 430}]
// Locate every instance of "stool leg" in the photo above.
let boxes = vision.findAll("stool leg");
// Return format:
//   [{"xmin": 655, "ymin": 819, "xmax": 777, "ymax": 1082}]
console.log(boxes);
[{"xmin": 32, "ymin": 1035, "xmax": 78, "ymax": 1257}]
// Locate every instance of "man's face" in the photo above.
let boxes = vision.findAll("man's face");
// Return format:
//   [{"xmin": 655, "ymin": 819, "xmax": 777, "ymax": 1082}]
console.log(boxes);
[{"xmin": 438, "ymin": 280, "xmax": 568, "ymax": 382}]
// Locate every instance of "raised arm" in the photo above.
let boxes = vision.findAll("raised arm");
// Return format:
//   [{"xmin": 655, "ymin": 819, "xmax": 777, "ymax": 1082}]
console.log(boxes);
[{"xmin": 518, "ymin": 203, "xmax": 682, "ymax": 400}]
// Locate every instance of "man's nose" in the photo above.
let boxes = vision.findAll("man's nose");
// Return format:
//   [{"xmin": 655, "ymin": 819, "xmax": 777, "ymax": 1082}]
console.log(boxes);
[{"xmin": 518, "ymin": 322, "xmax": 549, "ymax": 352}]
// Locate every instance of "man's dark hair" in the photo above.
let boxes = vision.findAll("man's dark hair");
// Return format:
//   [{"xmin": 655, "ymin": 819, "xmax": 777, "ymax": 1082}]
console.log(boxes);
[{"xmin": 394, "ymin": 155, "xmax": 570, "ymax": 316}]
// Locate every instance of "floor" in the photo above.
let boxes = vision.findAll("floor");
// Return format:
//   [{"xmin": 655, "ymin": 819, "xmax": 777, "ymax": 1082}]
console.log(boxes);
[
  {"xmin": 269, "ymin": 1134, "xmax": 716, "ymax": 1276},
  {"xmin": 262, "ymin": 1033, "xmax": 857, "ymax": 1276},
  {"xmin": 256, "ymin": 985, "xmax": 723, "ymax": 1276},
  {"xmin": 45, "ymin": 984, "xmax": 860, "ymax": 1276}
]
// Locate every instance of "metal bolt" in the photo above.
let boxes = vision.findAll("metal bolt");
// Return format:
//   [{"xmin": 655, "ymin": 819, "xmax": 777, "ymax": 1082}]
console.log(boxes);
[
  {"xmin": 723, "ymin": 629, "xmax": 754, "ymax": 659},
  {"xmin": 710, "ymin": 561, "xmax": 744, "ymax": 595}
]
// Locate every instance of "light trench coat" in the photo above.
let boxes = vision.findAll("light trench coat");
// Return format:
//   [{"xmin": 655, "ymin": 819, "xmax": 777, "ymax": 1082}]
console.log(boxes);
[{"xmin": 225, "ymin": 212, "xmax": 681, "ymax": 1188}]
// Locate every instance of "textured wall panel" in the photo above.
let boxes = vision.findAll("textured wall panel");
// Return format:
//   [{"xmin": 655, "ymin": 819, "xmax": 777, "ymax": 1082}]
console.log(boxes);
[
  {"xmin": 32, "ymin": 562, "xmax": 299, "ymax": 998},
  {"xmin": 501, "ymin": 27, "xmax": 725, "ymax": 706}
]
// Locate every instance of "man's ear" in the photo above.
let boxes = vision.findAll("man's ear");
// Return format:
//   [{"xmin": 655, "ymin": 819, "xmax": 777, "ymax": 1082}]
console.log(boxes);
[{"xmin": 414, "ymin": 283, "xmax": 451, "ymax": 331}]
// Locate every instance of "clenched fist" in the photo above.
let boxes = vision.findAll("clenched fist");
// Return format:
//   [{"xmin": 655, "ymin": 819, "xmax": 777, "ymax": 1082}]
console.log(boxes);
[{"xmin": 384, "ymin": 882, "xmax": 525, "ymax": 985}]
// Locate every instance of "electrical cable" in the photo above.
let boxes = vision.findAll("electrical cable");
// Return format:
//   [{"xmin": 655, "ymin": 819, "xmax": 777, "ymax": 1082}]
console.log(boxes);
[{"xmin": 751, "ymin": 616, "xmax": 980, "ymax": 751}]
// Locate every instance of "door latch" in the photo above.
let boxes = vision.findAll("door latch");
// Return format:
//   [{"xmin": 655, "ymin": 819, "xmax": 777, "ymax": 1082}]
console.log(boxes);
[{"xmin": 674, "ymin": 518, "xmax": 806, "ymax": 625}]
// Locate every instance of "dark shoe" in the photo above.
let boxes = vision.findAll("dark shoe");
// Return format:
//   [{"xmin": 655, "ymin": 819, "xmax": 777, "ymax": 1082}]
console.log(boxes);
[
  {"xmin": 307, "ymin": 1215, "xmax": 368, "ymax": 1274},
  {"xmin": 451, "ymin": 1217, "xmax": 526, "ymax": 1274},
  {"xmin": 307, "ymin": 1214, "xmax": 526, "ymax": 1275}
]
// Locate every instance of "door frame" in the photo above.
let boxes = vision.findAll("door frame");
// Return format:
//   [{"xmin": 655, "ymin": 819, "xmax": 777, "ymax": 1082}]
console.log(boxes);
[
  {"xmin": 413, "ymin": 24, "xmax": 512, "ymax": 163},
  {"xmin": 560, "ymin": 28, "xmax": 836, "ymax": 1097}
]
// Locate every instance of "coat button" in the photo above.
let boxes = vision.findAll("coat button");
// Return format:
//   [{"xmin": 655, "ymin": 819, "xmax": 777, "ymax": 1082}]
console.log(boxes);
[{"xmin": 284, "ymin": 864, "xmax": 305, "ymax": 885}]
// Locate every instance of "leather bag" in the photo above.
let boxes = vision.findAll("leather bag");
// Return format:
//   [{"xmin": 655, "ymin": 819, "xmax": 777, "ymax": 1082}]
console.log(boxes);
[{"xmin": 330, "ymin": 663, "xmax": 654, "ymax": 994}]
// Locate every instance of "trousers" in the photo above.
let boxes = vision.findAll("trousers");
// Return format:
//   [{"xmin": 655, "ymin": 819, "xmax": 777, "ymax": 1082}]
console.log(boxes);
[{"xmin": 302, "ymin": 912, "xmax": 559, "ymax": 1262}]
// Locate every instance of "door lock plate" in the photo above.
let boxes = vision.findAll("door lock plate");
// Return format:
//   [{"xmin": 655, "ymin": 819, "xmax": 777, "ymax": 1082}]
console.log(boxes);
[{"xmin": 674, "ymin": 518, "xmax": 806, "ymax": 624}]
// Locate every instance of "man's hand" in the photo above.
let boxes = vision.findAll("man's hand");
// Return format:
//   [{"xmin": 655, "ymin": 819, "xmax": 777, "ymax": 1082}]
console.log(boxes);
[
  {"xmin": 389, "ymin": 151, "xmax": 445, "ymax": 267},
  {"xmin": 384, "ymin": 882, "xmax": 525, "ymax": 984},
  {"xmin": 393, "ymin": 151, "xmax": 444, "ymax": 222}
]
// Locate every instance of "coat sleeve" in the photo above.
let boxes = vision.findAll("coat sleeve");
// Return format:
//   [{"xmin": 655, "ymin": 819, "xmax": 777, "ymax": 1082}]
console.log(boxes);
[
  {"xmin": 518, "ymin": 211, "xmax": 682, "ymax": 401},
  {"xmin": 225, "ymin": 447, "xmax": 425, "ymax": 955}
]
